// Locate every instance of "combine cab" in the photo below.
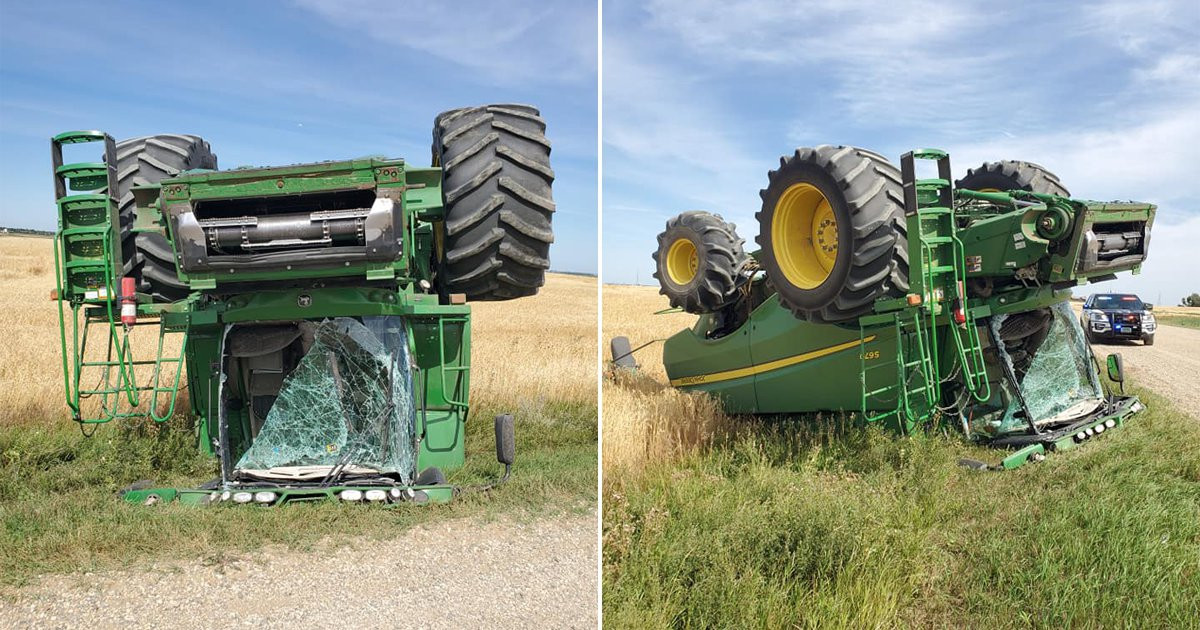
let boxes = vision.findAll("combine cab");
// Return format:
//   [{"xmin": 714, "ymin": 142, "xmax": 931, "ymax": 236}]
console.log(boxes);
[
  {"xmin": 51, "ymin": 105, "xmax": 555, "ymax": 504},
  {"xmin": 641, "ymin": 147, "xmax": 1154, "ymax": 469}
]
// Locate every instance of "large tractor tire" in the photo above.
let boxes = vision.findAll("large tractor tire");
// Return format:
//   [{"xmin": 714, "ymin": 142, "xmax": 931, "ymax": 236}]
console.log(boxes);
[
  {"xmin": 652, "ymin": 211, "xmax": 749, "ymax": 314},
  {"xmin": 755, "ymin": 146, "xmax": 909, "ymax": 323},
  {"xmin": 996, "ymin": 308, "xmax": 1052, "ymax": 382},
  {"xmin": 110, "ymin": 135, "xmax": 218, "ymax": 302},
  {"xmin": 955, "ymin": 160, "xmax": 1069, "ymax": 197},
  {"xmin": 432, "ymin": 104, "xmax": 555, "ymax": 301}
]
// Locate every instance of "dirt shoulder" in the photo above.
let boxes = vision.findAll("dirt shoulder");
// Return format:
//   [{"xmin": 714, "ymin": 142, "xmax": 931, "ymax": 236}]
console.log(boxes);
[
  {"xmin": 1099, "ymin": 323, "xmax": 1200, "ymax": 420},
  {"xmin": 2, "ymin": 511, "xmax": 597, "ymax": 630}
]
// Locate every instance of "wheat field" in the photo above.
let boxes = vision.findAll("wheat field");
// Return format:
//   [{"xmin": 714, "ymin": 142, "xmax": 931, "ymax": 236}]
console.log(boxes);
[
  {"xmin": 601, "ymin": 283, "xmax": 728, "ymax": 474},
  {"xmin": 0, "ymin": 235, "xmax": 596, "ymax": 427}
]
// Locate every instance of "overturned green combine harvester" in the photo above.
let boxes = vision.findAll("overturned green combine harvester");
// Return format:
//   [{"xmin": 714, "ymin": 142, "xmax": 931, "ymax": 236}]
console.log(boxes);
[
  {"xmin": 52, "ymin": 105, "xmax": 555, "ymax": 504},
  {"xmin": 620, "ymin": 147, "xmax": 1154, "ymax": 469}
]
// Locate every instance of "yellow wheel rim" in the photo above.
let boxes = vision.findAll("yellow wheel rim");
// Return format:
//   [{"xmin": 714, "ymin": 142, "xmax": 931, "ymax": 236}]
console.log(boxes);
[
  {"xmin": 772, "ymin": 182, "xmax": 837, "ymax": 289},
  {"xmin": 665, "ymin": 238, "xmax": 699, "ymax": 285}
]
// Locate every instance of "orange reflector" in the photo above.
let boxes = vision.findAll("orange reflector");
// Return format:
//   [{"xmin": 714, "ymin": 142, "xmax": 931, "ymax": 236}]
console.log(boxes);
[
  {"xmin": 50, "ymin": 288, "xmax": 59, "ymax": 301},
  {"xmin": 906, "ymin": 293, "xmax": 922, "ymax": 306},
  {"xmin": 449, "ymin": 293, "xmax": 467, "ymax": 304}
]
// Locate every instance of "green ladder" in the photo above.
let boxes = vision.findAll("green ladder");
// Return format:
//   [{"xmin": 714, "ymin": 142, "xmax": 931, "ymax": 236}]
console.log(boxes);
[
  {"xmin": 52, "ymin": 131, "xmax": 187, "ymax": 426},
  {"xmin": 858, "ymin": 304, "xmax": 938, "ymax": 433},
  {"xmin": 900, "ymin": 150, "xmax": 990, "ymax": 403}
]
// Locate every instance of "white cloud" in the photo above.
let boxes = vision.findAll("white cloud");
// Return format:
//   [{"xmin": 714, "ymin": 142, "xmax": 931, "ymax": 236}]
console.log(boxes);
[
  {"xmin": 602, "ymin": 0, "xmax": 1200, "ymax": 295},
  {"xmin": 944, "ymin": 99, "xmax": 1200, "ymax": 209},
  {"xmin": 636, "ymin": 0, "xmax": 1025, "ymax": 130},
  {"xmin": 603, "ymin": 37, "xmax": 766, "ymax": 239},
  {"xmin": 292, "ymin": 0, "xmax": 596, "ymax": 85}
]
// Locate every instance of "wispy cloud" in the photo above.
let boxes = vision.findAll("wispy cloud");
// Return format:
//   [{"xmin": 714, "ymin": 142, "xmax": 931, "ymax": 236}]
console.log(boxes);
[
  {"xmin": 0, "ymin": 1, "xmax": 598, "ymax": 273},
  {"xmin": 945, "ymin": 102, "xmax": 1200, "ymax": 211},
  {"xmin": 603, "ymin": 0, "xmax": 1200, "ymax": 300},
  {"xmin": 292, "ymin": 0, "xmax": 596, "ymax": 85}
]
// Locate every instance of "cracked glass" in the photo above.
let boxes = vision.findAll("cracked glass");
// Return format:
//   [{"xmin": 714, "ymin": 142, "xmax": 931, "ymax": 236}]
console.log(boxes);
[
  {"xmin": 234, "ymin": 316, "xmax": 416, "ymax": 482},
  {"xmin": 991, "ymin": 301, "xmax": 1103, "ymax": 433}
]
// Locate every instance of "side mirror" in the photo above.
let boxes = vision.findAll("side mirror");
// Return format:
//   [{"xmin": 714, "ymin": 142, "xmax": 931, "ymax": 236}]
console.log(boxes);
[
  {"xmin": 610, "ymin": 336, "xmax": 638, "ymax": 369},
  {"xmin": 495, "ymin": 413, "xmax": 515, "ymax": 466},
  {"xmin": 1144, "ymin": 303, "xmax": 1154, "ymax": 310},
  {"xmin": 1106, "ymin": 353, "xmax": 1125, "ymax": 394}
]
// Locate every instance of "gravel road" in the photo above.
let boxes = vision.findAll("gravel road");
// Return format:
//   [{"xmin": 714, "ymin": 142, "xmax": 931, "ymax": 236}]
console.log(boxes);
[
  {"xmin": 2, "ymin": 511, "xmax": 597, "ymax": 630},
  {"xmin": 1093, "ymin": 322, "xmax": 1200, "ymax": 420}
]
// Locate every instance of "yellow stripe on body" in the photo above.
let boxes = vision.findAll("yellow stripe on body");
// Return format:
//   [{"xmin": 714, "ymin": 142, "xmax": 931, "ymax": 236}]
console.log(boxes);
[{"xmin": 670, "ymin": 335, "xmax": 877, "ymax": 387}]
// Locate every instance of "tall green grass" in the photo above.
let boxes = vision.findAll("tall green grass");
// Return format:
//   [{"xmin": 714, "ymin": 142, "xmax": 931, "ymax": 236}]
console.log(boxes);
[
  {"xmin": 0, "ymin": 400, "xmax": 596, "ymax": 588},
  {"xmin": 603, "ymin": 388, "xmax": 1200, "ymax": 628}
]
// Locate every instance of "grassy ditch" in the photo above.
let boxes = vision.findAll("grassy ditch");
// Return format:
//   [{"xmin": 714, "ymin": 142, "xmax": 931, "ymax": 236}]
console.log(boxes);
[
  {"xmin": 1156, "ymin": 313, "xmax": 1200, "ymax": 330},
  {"xmin": 602, "ymin": 385, "xmax": 1200, "ymax": 628},
  {"xmin": 0, "ymin": 399, "xmax": 596, "ymax": 589}
]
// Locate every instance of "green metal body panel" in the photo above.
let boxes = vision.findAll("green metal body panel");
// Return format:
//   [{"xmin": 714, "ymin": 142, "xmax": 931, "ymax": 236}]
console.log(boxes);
[
  {"xmin": 140, "ymin": 157, "xmax": 443, "ymax": 289},
  {"xmin": 665, "ymin": 297, "xmax": 886, "ymax": 415}
]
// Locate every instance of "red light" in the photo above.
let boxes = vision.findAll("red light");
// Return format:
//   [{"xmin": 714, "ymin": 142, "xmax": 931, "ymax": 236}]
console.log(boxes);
[
  {"xmin": 953, "ymin": 300, "xmax": 966, "ymax": 325},
  {"xmin": 120, "ymin": 277, "xmax": 137, "ymax": 326}
]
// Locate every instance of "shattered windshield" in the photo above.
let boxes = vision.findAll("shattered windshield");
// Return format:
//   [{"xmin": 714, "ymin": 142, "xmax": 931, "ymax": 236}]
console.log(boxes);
[
  {"xmin": 991, "ymin": 301, "xmax": 1104, "ymax": 431},
  {"xmin": 234, "ymin": 316, "xmax": 417, "ymax": 483}
]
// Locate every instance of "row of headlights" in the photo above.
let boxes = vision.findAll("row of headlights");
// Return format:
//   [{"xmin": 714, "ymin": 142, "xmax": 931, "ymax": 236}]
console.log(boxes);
[
  {"xmin": 339, "ymin": 488, "xmax": 399, "ymax": 502},
  {"xmin": 212, "ymin": 490, "xmax": 278, "ymax": 504},
  {"xmin": 211, "ymin": 487, "xmax": 418, "ymax": 505},
  {"xmin": 1074, "ymin": 419, "xmax": 1117, "ymax": 443},
  {"xmin": 1085, "ymin": 309, "xmax": 1156, "ymax": 325}
]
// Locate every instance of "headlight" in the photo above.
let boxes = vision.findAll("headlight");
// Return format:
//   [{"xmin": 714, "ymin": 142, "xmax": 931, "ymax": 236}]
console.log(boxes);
[
  {"xmin": 1142, "ymin": 312, "xmax": 1155, "ymax": 322},
  {"xmin": 364, "ymin": 489, "xmax": 387, "ymax": 502},
  {"xmin": 339, "ymin": 489, "xmax": 363, "ymax": 502},
  {"xmin": 253, "ymin": 491, "xmax": 277, "ymax": 504},
  {"xmin": 232, "ymin": 491, "xmax": 253, "ymax": 504},
  {"xmin": 1087, "ymin": 310, "xmax": 1106, "ymax": 321}
]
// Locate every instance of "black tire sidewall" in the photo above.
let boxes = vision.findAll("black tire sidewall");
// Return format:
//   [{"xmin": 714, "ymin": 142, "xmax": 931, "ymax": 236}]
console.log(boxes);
[
  {"xmin": 957, "ymin": 170, "xmax": 1030, "ymax": 192},
  {"xmin": 758, "ymin": 162, "xmax": 853, "ymax": 312}
]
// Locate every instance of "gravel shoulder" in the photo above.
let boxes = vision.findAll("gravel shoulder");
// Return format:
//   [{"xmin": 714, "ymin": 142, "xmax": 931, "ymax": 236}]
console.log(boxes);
[
  {"xmin": 1093, "ymin": 322, "xmax": 1200, "ymax": 420},
  {"xmin": 2, "ymin": 510, "xmax": 597, "ymax": 630}
]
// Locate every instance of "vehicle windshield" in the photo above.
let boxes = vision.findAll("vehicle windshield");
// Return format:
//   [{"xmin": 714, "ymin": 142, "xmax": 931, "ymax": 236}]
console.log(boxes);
[
  {"xmin": 987, "ymin": 302, "xmax": 1104, "ymax": 433},
  {"xmin": 233, "ymin": 316, "xmax": 417, "ymax": 484},
  {"xmin": 1089, "ymin": 294, "xmax": 1143, "ymax": 310}
]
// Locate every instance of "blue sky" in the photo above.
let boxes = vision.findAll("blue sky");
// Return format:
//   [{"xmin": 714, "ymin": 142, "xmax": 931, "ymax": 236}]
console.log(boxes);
[
  {"xmin": 0, "ymin": 0, "xmax": 598, "ymax": 274},
  {"xmin": 603, "ymin": 0, "xmax": 1200, "ymax": 304}
]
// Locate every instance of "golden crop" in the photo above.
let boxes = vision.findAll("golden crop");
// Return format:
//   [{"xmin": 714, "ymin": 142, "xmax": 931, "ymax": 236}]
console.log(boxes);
[
  {"xmin": 0, "ymin": 235, "xmax": 596, "ymax": 427},
  {"xmin": 602, "ymin": 283, "xmax": 728, "ymax": 475}
]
